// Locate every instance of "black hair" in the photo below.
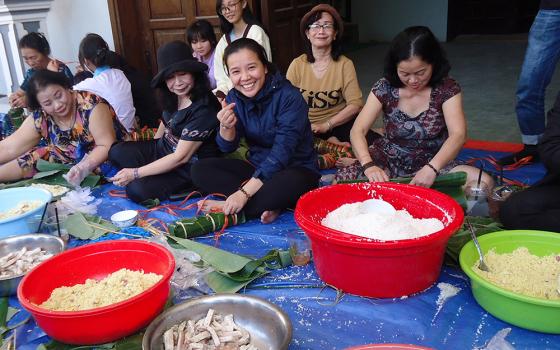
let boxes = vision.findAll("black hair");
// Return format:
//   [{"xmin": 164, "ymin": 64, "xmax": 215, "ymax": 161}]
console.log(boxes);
[
  {"xmin": 223, "ymin": 37, "xmax": 276, "ymax": 75},
  {"xmin": 26, "ymin": 70, "xmax": 72, "ymax": 110},
  {"xmin": 384, "ymin": 26, "xmax": 450, "ymax": 88},
  {"xmin": 78, "ymin": 33, "xmax": 119, "ymax": 69},
  {"xmin": 73, "ymin": 70, "xmax": 94, "ymax": 84},
  {"xmin": 18, "ymin": 32, "xmax": 50, "ymax": 56},
  {"xmin": 187, "ymin": 19, "xmax": 218, "ymax": 48},
  {"xmin": 216, "ymin": 0, "xmax": 263, "ymax": 35},
  {"xmin": 302, "ymin": 11, "xmax": 343, "ymax": 63},
  {"xmin": 157, "ymin": 70, "xmax": 213, "ymax": 113}
]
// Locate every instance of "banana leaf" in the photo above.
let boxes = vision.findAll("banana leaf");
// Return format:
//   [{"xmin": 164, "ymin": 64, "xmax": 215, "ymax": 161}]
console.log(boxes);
[
  {"xmin": 445, "ymin": 215, "xmax": 503, "ymax": 267},
  {"xmin": 169, "ymin": 236, "xmax": 292, "ymax": 293},
  {"xmin": 337, "ymin": 171, "xmax": 468, "ymax": 210},
  {"xmin": 65, "ymin": 213, "xmax": 118, "ymax": 240}
]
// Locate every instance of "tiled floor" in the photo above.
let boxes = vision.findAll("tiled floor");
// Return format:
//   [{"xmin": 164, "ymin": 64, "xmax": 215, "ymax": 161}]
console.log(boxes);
[{"xmin": 347, "ymin": 34, "xmax": 560, "ymax": 143}]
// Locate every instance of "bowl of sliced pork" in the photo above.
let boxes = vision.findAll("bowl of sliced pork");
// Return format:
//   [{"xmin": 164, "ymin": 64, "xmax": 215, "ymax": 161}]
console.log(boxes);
[{"xmin": 0, "ymin": 234, "xmax": 64, "ymax": 296}]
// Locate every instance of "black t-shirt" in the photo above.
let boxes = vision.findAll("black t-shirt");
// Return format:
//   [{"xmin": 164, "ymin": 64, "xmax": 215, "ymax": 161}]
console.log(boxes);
[
  {"xmin": 157, "ymin": 92, "xmax": 221, "ymax": 159},
  {"xmin": 541, "ymin": 0, "xmax": 560, "ymax": 9}
]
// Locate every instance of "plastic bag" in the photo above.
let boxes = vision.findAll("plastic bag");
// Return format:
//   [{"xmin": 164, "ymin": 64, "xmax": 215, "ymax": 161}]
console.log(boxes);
[
  {"xmin": 63, "ymin": 154, "xmax": 94, "ymax": 187},
  {"xmin": 480, "ymin": 328, "xmax": 515, "ymax": 350},
  {"xmin": 147, "ymin": 235, "xmax": 213, "ymax": 300},
  {"xmin": 56, "ymin": 187, "xmax": 101, "ymax": 216}
]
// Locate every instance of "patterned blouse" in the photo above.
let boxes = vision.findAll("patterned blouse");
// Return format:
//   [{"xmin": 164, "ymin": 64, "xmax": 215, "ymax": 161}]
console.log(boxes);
[
  {"xmin": 17, "ymin": 91, "xmax": 127, "ymax": 175},
  {"xmin": 336, "ymin": 77, "xmax": 462, "ymax": 181}
]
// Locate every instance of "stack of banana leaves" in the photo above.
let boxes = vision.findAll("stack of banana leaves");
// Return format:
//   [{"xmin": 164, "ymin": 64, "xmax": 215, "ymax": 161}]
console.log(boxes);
[
  {"xmin": 338, "ymin": 171, "xmax": 468, "ymax": 210},
  {"xmin": 0, "ymin": 159, "xmax": 100, "ymax": 190},
  {"xmin": 169, "ymin": 236, "xmax": 292, "ymax": 293}
]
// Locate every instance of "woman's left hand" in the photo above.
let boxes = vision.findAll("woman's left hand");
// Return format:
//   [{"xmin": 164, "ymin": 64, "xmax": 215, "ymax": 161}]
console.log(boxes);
[
  {"xmin": 311, "ymin": 121, "xmax": 330, "ymax": 134},
  {"xmin": 409, "ymin": 165, "xmax": 437, "ymax": 188},
  {"xmin": 223, "ymin": 191, "xmax": 249, "ymax": 215},
  {"xmin": 110, "ymin": 168, "xmax": 136, "ymax": 187}
]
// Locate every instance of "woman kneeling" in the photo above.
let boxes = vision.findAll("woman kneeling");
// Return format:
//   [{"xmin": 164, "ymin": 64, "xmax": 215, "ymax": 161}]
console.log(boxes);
[{"xmin": 191, "ymin": 38, "xmax": 319, "ymax": 224}]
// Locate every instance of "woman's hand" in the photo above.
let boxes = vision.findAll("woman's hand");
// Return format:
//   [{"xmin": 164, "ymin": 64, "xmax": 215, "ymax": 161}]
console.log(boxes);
[
  {"xmin": 8, "ymin": 92, "xmax": 26, "ymax": 108},
  {"xmin": 110, "ymin": 168, "xmax": 137, "ymax": 187},
  {"xmin": 217, "ymin": 101, "xmax": 237, "ymax": 129},
  {"xmin": 410, "ymin": 165, "xmax": 437, "ymax": 188},
  {"xmin": 364, "ymin": 165, "xmax": 389, "ymax": 183},
  {"xmin": 311, "ymin": 121, "xmax": 330, "ymax": 134},
  {"xmin": 223, "ymin": 190, "xmax": 249, "ymax": 215}
]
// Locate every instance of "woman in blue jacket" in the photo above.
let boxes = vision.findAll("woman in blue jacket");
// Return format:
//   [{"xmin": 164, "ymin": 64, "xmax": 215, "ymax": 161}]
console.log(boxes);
[{"xmin": 191, "ymin": 38, "xmax": 319, "ymax": 224}]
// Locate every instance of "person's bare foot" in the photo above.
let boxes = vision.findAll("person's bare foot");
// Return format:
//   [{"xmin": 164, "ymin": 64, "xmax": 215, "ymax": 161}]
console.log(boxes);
[
  {"xmin": 335, "ymin": 157, "xmax": 358, "ymax": 168},
  {"xmin": 326, "ymin": 136, "xmax": 351, "ymax": 148},
  {"xmin": 197, "ymin": 199, "xmax": 226, "ymax": 213},
  {"xmin": 260, "ymin": 210, "xmax": 281, "ymax": 224}
]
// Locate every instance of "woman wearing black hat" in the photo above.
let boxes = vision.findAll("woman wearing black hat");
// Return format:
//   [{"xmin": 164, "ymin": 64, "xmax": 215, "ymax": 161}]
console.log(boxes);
[{"xmin": 108, "ymin": 41, "xmax": 221, "ymax": 203}]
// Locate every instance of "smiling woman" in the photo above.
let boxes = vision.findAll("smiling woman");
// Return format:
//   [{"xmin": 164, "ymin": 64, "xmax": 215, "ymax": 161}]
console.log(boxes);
[
  {"xmin": 107, "ymin": 41, "xmax": 221, "ymax": 203},
  {"xmin": 213, "ymin": 0, "xmax": 271, "ymax": 98},
  {"xmin": 190, "ymin": 38, "xmax": 319, "ymax": 224},
  {"xmin": 0, "ymin": 70, "xmax": 127, "ymax": 184}
]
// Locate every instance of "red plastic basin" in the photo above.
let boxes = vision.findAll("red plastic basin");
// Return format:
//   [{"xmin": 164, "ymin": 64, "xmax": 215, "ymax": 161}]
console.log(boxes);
[
  {"xmin": 294, "ymin": 183, "xmax": 463, "ymax": 298},
  {"xmin": 17, "ymin": 240, "xmax": 175, "ymax": 345}
]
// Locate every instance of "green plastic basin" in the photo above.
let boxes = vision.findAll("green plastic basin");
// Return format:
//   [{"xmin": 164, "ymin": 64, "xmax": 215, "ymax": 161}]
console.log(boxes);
[{"xmin": 459, "ymin": 230, "xmax": 560, "ymax": 334}]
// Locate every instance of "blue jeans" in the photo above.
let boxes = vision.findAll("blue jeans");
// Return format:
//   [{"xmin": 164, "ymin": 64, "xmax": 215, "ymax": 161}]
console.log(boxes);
[{"xmin": 516, "ymin": 9, "xmax": 560, "ymax": 145}]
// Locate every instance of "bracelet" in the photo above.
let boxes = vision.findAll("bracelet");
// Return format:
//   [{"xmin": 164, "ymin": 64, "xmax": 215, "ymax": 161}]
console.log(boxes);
[
  {"xmin": 361, "ymin": 161, "xmax": 375, "ymax": 171},
  {"xmin": 426, "ymin": 163, "xmax": 440, "ymax": 176},
  {"xmin": 238, "ymin": 186, "xmax": 252, "ymax": 200},
  {"xmin": 133, "ymin": 168, "xmax": 139, "ymax": 180},
  {"xmin": 327, "ymin": 120, "xmax": 333, "ymax": 131}
]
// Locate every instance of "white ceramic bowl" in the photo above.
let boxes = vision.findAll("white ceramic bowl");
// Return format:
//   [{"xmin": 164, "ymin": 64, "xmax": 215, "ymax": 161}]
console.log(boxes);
[{"xmin": 110, "ymin": 210, "xmax": 138, "ymax": 228}]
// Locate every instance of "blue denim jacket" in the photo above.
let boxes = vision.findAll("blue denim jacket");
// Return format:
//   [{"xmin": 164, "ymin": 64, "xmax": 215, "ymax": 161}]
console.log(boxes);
[{"xmin": 217, "ymin": 71, "xmax": 318, "ymax": 180}]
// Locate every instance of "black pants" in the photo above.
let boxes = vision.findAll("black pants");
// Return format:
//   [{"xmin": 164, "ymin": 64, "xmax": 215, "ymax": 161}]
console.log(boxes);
[
  {"xmin": 191, "ymin": 158, "xmax": 320, "ymax": 219},
  {"xmin": 109, "ymin": 141, "xmax": 194, "ymax": 203},
  {"xmin": 316, "ymin": 118, "xmax": 377, "ymax": 144},
  {"xmin": 499, "ymin": 185, "xmax": 560, "ymax": 232}
]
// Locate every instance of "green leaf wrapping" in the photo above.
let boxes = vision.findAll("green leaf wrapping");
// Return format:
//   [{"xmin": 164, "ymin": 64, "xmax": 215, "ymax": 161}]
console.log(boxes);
[{"xmin": 168, "ymin": 212, "xmax": 246, "ymax": 239}]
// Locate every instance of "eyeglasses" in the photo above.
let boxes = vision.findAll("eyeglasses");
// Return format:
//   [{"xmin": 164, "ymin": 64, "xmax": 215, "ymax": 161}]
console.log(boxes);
[
  {"xmin": 220, "ymin": 0, "xmax": 241, "ymax": 14},
  {"xmin": 308, "ymin": 23, "xmax": 335, "ymax": 31}
]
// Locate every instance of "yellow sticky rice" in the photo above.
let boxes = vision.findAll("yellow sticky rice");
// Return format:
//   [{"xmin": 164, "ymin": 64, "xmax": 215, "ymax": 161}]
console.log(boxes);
[
  {"xmin": 39, "ymin": 268, "xmax": 162, "ymax": 311},
  {"xmin": 474, "ymin": 247, "xmax": 560, "ymax": 300}
]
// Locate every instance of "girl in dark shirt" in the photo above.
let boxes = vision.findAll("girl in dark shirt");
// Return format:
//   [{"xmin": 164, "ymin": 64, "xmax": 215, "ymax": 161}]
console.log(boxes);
[{"xmin": 108, "ymin": 41, "xmax": 220, "ymax": 203}]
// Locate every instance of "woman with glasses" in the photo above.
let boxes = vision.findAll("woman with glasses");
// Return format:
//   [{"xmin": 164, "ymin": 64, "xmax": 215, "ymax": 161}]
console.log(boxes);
[
  {"xmin": 213, "ymin": 0, "xmax": 271, "ymax": 100},
  {"xmin": 287, "ymin": 5, "xmax": 374, "ymax": 150}
]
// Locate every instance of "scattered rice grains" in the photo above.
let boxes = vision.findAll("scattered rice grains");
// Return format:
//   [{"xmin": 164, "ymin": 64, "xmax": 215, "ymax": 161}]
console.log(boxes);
[
  {"xmin": 474, "ymin": 247, "xmax": 560, "ymax": 300},
  {"xmin": 39, "ymin": 268, "xmax": 162, "ymax": 311}
]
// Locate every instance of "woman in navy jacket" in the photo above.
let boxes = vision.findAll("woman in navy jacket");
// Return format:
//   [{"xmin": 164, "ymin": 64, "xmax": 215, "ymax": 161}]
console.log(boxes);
[{"xmin": 191, "ymin": 38, "xmax": 319, "ymax": 223}]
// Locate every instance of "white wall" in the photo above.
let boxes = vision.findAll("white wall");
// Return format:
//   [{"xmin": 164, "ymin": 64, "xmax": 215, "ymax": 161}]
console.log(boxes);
[
  {"xmin": 46, "ymin": 0, "xmax": 113, "ymax": 72},
  {"xmin": 353, "ymin": 0, "xmax": 448, "ymax": 42}
]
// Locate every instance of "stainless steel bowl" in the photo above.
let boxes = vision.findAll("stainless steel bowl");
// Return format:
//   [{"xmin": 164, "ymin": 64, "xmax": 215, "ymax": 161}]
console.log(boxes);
[
  {"xmin": 0, "ymin": 234, "xmax": 65, "ymax": 296},
  {"xmin": 142, "ymin": 294, "xmax": 292, "ymax": 350}
]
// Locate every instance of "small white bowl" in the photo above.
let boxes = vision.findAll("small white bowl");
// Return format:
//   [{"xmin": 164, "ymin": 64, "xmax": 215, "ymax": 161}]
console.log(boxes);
[{"xmin": 110, "ymin": 210, "xmax": 138, "ymax": 228}]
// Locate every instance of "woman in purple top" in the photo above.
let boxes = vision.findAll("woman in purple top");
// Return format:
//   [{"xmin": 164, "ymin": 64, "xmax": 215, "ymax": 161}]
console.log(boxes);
[{"xmin": 187, "ymin": 20, "xmax": 217, "ymax": 90}]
